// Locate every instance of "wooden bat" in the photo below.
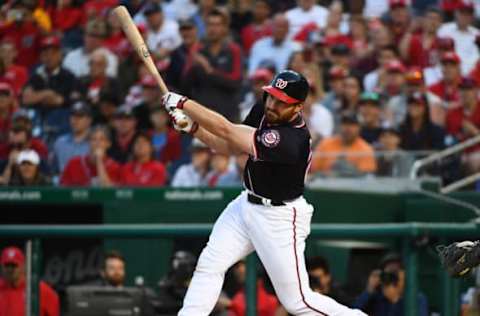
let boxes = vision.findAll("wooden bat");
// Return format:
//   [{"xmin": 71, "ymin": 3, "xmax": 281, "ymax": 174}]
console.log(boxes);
[{"xmin": 113, "ymin": 6, "xmax": 188, "ymax": 128}]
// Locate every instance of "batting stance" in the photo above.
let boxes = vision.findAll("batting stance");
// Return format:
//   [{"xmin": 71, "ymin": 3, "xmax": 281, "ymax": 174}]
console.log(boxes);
[{"xmin": 163, "ymin": 70, "xmax": 366, "ymax": 316}]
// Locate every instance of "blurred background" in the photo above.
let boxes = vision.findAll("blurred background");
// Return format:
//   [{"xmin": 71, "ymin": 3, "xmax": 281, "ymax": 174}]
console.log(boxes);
[{"xmin": 1, "ymin": 0, "xmax": 480, "ymax": 315}]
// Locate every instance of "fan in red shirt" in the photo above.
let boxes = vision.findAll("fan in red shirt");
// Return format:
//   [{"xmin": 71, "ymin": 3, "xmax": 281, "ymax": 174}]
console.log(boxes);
[
  {"xmin": 0, "ymin": 1, "xmax": 42, "ymax": 69},
  {"xmin": 446, "ymin": 78, "xmax": 480, "ymax": 142},
  {"xmin": 84, "ymin": 0, "xmax": 118, "ymax": 19},
  {"xmin": 148, "ymin": 105, "xmax": 181, "ymax": 166},
  {"xmin": 120, "ymin": 132, "xmax": 167, "ymax": 186},
  {"xmin": 469, "ymin": 35, "xmax": 480, "ymax": 85},
  {"xmin": 0, "ymin": 246, "xmax": 59, "ymax": 316},
  {"xmin": 386, "ymin": 0, "xmax": 412, "ymax": 44},
  {"xmin": 226, "ymin": 261, "xmax": 278, "ymax": 316},
  {"xmin": 0, "ymin": 114, "xmax": 48, "ymax": 161},
  {"xmin": 48, "ymin": 0, "xmax": 85, "ymax": 34},
  {"xmin": 429, "ymin": 51, "xmax": 463, "ymax": 106},
  {"xmin": 240, "ymin": 0, "xmax": 272, "ymax": 54},
  {"xmin": 399, "ymin": 7, "xmax": 443, "ymax": 68},
  {"xmin": 61, "ymin": 126, "xmax": 121, "ymax": 186},
  {"xmin": 0, "ymin": 41, "xmax": 28, "ymax": 95},
  {"xmin": 0, "ymin": 83, "xmax": 16, "ymax": 143}
]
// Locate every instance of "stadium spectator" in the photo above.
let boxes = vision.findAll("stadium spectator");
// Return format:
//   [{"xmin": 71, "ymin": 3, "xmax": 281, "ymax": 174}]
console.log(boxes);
[
  {"xmin": 240, "ymin": 0, "xmax": 272, "ymax": 54},
  {"xmin": 94, "ymin": 90, "xmax": 119, "ymax": 127},
  {"xmin": 183, "ymin": 8, "xmax": 242, "ymax": 121},
  {"xmin": 48, "ymin": 0, "xmax": 84, "ymax": 49},
  {"xmin": 429, "ymin": 51, "xmax": 463, "ymax": 106},
  {"xmin": 144, "ymin": 2, "xmax": 181, "ymax": 59},
  {"xmin": 311, "ymin": 114, "xmax": 377, "ymax": 177},
  {"xmin": 446, "ymin": 78, "xmax": 480, "ymax": 142},
  {"xmin": 171, "ymin": 138, "xmax": 210, "ymax": 187},
  {"xmin": 285, "ymin": 0, "xmax": 328, "ymax": 40},
  {"xmin": 399, "ymin": 92, "xmax": 445, "ymax": 151},
  {"xmin": 248, "ymin": 13, "xmax": 301, "ymax": 75},
  {"xmin": 354, "ymin": 253, "xmax": 428, "ymax": 316},
  {"xmin": 206, "ymin": 153, "xmax": 238, "ymax": 187},
  {"xmin": 8, "ymin": 149, "xmax": 49, "ymax": 186},
  {"xmin": 149, "ymin": 106, "xmax": 181, "ymax": 166},
  {"xmin": 238, "ymin": 68, "xmax": 274, "ymax": 121},
  {"xmin": 399, "ymin": 6, "xmax": 443, "ymax": 68},
  {"xmin": 328, "ymin": 44, "xmax": 352, "ymax": 76},
  {"xmin": 376, "ymin": 127, "xmax": 413, "ymax": 177},
  {"xmin": 0, "ymin": 246, "xmax": 59, "ymax": 316},
  {"xmin": 52, "ymin": 101, "xmax": 92, "ymax": 173},
  {"xmin": 306, "ymin": 256, "xmax": 352, "ymax": 306},
  {"xmin": 63, "ymin": 19, "xmax": 118, "ymax": 78},
  {"xmin": 75, "ymin": 48, "xmax": 119, "ymax": 107},
  {"xmin": 188, "ymin": 0, "xmax": 216, "ymax": 39},
  {"xmin": 22, "ymin": 35, "xmax": 77, "ymax": 138},
  {"xmin": 423, "ymin": 37, "xmax": 456, "ymax": 86},
  {"xmin": 83, "ymin": 0, "xmax": 118, "ymax": 20},
  {"xmin": 445, "ymin": 78, "xmax": 480, "ymax": 173},
  {"xmin": 470, "ymin": 34, "xmax": 480, "ymax": 85},
  {"xmin": 0, "ymin": 82, "xmax": 16, "ymax": 143},
  {"xmin": 355, "ymin": 23, "xmax": 393, "ymax": 76},
  {"xmin": 103, "ymin": 8, "xmax": 130, "ymax": 59},
  {"xmin": 335, "ymin": 75, "xmax": 362, "ymax": 124},
  {"xmin": 322, "ymin": 66, "xmax": 347, "ymax": 112},
  {"xmin": 348, "ymin": 15, "xmax": 369, "ymax": 62},
  {"xmin": 120, "ymin": 132, "xmax": 167, "ymax": 186},
  {"xmin": 109, "ymin": 106, "xmax": 139, "ymax": 164},
  {"xmin": 303, "ymin": 84, "xmax": 334, "ymax": 145},
  {"xmin": 134, "ymin": 75, "xmax": 163, "ymax": 130},
  {"xmin": 322, "ymin": 1, "xmax": 349, "ymax": 45},
  {"xmin": 358, "ymin": 92, "xmax": 384, "ymax": 145},
  {"xmin": 166, "ymin": 18, "xmax": 200, "ymax": 93},
  {"xmin": 60, "ymin": 125, "xmax": 120, "ymax": 187},
  {"xmin": 0, "ymin": 116, "xmax": 48, "ymax": 161},
  {"xmin": 0, "ymin": 40, "xmax": 28, "ymax": 95},
  {"xmin": 363, "ymin": 45, "xmax": 399, "ymax": 93},
  {"xmin": 381, "ymin": 60, "xmax": 407, "ymax": 102},
  {"xmin": 384, "ymin": 0, "xmax": 412, "ymax": 43},
  {"xmin": 386, "ymin": 67, "xmax": 445, "ymax": 127},
  {"xmin": 0, "ymin": 0, "xmax": 42, "ymax": 68},
  {"xmin": 438, "ymin": 0, "xmax": 480, "ymax": 75},
  {"xmin": 224, "ymin": 260, "xmax": 279, "ymax": 316}
]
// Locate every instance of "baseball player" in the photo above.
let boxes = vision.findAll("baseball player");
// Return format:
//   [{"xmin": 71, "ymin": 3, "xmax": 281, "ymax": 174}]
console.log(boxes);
[{"xmin": 163, "ymin": 70, "xmax": 366, "ymax": 316}]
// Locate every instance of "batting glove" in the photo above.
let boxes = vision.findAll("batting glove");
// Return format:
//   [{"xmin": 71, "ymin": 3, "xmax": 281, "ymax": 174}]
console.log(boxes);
[
  {"xmin": 162, "ymin": 92, "xmax": 188, "ymax": 112},
  {"xmin": 170, "ymin": 109, "xmax": 198, "ymax": 134}
]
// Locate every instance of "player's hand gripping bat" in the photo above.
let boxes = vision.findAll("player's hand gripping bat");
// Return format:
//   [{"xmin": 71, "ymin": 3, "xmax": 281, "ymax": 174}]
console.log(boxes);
[{"xmin": 112, "ymin": 5, "xmax": 189, "ymax": 128}]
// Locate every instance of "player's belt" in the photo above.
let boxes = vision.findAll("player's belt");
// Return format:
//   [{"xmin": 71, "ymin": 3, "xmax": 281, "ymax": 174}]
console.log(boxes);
[{"xmin": 247, "ymin": 193, "xmax": 286, "ymax": 206}]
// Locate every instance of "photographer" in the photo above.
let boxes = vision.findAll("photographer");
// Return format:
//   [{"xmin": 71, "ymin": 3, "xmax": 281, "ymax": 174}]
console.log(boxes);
[
  {"xmin": 156, "ymin": 251, "xmax": 197, "ymax": 315},
  {"xmin": 353, "ymin": 253, "xmax": 428, "ymax": 316}
]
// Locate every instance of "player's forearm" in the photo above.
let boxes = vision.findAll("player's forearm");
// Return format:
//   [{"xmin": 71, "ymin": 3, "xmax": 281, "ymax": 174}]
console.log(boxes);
[
  {"xmin": 183, "ymin": 100, "xmax": 234, "ymax": 141},
  {"xmin": 195, "ymin": 127, "xmax": 237, "ymax": 155}
]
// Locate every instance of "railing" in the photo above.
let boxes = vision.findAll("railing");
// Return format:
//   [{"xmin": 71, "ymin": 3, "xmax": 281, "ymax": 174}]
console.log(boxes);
[
  {"xmin": 0, "ymin": 223, "xmax": 478, "ymax": 316},
  {"xmin": 410, "ymin": 134, "xmax": 480, "ymax": 193}
]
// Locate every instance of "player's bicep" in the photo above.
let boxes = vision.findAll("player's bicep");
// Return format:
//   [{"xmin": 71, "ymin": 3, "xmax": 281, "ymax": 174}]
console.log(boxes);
[{"xmin": 227, "ymin": 124, "xmax": 257, "ymax": 156}]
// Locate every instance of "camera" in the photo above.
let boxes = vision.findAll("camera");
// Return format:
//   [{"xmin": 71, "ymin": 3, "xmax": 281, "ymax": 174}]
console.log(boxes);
[{"xmin": 380, "ymin": 270, "xmax": 399, "ymax": 287}]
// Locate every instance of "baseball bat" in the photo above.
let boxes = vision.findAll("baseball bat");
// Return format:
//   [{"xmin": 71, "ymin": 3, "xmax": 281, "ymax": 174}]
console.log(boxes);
[{"xmin": 113, "ymin": 6, "xmax": 189, "ymax": 128}]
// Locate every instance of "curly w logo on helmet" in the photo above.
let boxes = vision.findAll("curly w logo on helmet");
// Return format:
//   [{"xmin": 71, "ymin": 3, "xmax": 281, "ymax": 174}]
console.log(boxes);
[{"xmin": 275, "ymin": 78, "xmax": 288, "ymax": 89}]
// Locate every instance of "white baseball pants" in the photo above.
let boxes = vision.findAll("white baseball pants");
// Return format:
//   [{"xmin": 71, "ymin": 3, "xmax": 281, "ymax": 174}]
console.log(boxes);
[{"xmin": 178, "ymin": 191, "xmax": 366, "ymax": 316}]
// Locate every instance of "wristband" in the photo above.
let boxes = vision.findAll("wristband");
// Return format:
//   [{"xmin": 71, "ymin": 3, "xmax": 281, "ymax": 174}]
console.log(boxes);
[{"xmin": 177, "ymin": 96, "xmax": 188, "ymax": 109}]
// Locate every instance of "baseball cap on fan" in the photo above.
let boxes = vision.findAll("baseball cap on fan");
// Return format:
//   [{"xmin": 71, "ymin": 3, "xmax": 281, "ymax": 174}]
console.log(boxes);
[
  {"xmin": 389, "ymin": 0, "xmax": 410, "ymax": 8},
  {"xmin": 40, "ymin": 35, "xmax": 61, "ymax": 50},
  {"xmin": 17, "ymin": 149, "xmax": 40, "ymax": 165},
  {"xmin": 0, "ymin": 82, "xmax": 13, "ymax": 96},
  {"xmin": 1, "ymin": 246, "xmax": 25, "ymax": 266},
  {"xmin": 457, "ymin": 0, "xmax": 475, "ymax": 12}
]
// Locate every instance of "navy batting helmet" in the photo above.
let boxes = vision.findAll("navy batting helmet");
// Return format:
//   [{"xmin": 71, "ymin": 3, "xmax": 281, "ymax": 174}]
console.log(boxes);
[{"xmin": 262, "ymin": 70, "xmax": 309, "ymax": 104}]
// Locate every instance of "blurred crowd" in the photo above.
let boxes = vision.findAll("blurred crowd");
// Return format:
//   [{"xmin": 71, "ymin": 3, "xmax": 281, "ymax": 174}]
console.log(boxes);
[
  {"xmin": 0, "ymin": 0, "xmax": 480, "ymax": 187},
  {"xmin": 0, "ymin": 245, "xmax": 439, "ymax": 316}
]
